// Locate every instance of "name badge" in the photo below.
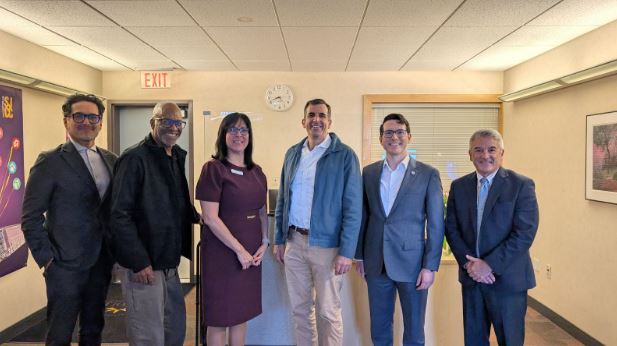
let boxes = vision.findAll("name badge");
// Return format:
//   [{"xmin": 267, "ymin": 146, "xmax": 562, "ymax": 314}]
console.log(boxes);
[
  {"xmin": 231, "ymin": 169, "xmax": 243, "ymax": 176},
  {"xmin": 247, "ymin": 215, "xmax": 256, "ymax": 219}
]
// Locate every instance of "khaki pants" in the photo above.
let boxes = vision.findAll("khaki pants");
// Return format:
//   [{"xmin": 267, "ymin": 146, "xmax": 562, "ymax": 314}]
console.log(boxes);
[{"xmin": 284, "ymin": 231, "xmax": 343, "ymax": 346}]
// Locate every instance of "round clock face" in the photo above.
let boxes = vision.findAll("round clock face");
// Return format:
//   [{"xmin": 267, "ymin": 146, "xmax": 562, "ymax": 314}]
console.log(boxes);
[{"xmin": 265, "ymin": 84, "xmax": 294, "ymax": 111}]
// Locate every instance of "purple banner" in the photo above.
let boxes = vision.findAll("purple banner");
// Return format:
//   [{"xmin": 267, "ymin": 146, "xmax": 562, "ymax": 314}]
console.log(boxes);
[{"xmin": 0, "ymin": 85, "xmax": 26, "ymax": 278}]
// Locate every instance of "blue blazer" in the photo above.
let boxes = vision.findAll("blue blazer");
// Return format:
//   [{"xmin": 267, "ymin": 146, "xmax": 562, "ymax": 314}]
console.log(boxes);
[
  {"xmin": 445, "ymin": 167, "xmax": 539, "ymax": 292},
  {"xmin": 356, "ymin": 158, "xmax": 444, "ymax": 282}
]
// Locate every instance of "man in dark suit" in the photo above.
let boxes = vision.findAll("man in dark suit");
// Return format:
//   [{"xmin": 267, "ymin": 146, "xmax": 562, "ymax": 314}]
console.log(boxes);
[
  {"xmin": 445, "ymin": 129, "xmax": 539, "ymax": 346},
  {"xmin": 355, "ymin": 113, "xmax": 444, "ymax": 346},
  {"xmin": 22, "ymin": 94, "xmax": 117, "ymax": 346}
]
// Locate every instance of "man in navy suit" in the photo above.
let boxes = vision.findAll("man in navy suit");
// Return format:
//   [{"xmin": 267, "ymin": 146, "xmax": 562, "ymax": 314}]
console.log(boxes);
[
  {"xmin": 356, "ymin": 113, "xmax": 444, "ymax": 346},
  {"xmin": 445, "ymin": 129, "xmax": 539, "ymax": 346},
  {"xmin": 22, "ymin": 94, "xmax": 117, "ymax": 345}
]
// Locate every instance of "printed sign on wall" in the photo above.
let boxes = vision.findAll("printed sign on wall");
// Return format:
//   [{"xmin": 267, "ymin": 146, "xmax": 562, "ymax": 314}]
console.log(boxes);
[{"xmin": 0, "ymin": 85, "xmax": 27, "ymax": 278}]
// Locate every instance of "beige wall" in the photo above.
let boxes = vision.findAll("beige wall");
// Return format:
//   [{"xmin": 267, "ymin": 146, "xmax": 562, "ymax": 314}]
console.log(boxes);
[
  {"xmin": 0, "ymin": 31, "xmax": 102, "ymax": 95},
  {"xmin": 504, "ymin": 19, "xmax": 617, "ymax": 93},
  {"xmin": 503, "ymin": 25, "xmax": 617, "ymax": 345},
  {"xmin": 103, "ymin": 70, "xmax": 503, "ymax": 189},
  {"xmin": 0, "ymin": 32, "xmax": 106, "ymax": 331}
]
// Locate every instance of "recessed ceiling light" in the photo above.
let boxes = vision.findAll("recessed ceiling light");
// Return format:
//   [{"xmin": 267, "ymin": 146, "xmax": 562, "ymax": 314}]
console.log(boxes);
[{"xmin": 237, "ymin": 17, "xmax": 254, "ymax": 23}]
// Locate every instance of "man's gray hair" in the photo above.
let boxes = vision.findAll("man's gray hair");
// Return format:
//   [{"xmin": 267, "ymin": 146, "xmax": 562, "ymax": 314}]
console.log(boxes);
[
  {"xmin": 151, "ymin": 101, "xmax": 180, "ymax": 119},
  {"xmin": 469, "ymin": 129, "xmax": 504, "ymax": 150}
]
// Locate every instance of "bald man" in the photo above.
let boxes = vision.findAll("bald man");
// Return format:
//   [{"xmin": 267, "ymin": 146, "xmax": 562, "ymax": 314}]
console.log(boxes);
[{"xmin": 110, "ymin": 102, "xmax": 199, "ymax": 346}]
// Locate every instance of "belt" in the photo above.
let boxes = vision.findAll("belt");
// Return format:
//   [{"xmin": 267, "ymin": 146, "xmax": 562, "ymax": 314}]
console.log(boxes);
[{"xmin": 289, "ymin": 225, "xmax": 309, "ymax": 236}]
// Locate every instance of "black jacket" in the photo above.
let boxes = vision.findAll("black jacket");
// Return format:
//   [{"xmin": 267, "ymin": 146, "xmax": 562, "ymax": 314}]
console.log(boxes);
[
  {"xmin": 110, "ymin": 134, "xmax": 199, "ymax": 272},
  {"xmin": 21, "ymin": 142, "xmax": 117, "ymax": 270}
]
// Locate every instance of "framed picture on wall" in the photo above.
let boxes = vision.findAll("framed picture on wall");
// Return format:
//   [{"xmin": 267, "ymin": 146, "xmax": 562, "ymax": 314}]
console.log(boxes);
[{"xmin": 586, "ymin": 111, "xmax": 617, "ymax": 204}]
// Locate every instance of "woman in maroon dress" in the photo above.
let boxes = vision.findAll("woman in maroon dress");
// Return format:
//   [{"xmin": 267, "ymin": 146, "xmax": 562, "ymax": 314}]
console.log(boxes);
[{"xmin": 196, "ymin": 112, "xmax": 268, "ymax": 346}]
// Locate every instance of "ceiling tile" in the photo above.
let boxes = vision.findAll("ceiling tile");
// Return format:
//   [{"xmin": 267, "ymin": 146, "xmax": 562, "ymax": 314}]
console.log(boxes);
[
  {"xmin": 459, "ymin": 45, "xmax": 551, "ymax": 70},
  {"xmin": 131, "ymin": 60, "xmax": 181, "ymax": 70},
  {"xmin": 157, "ymin": 45, "xmax": 228, "ymax": 61},
  {"xmin": 348, "ymin": 26, "xmax": 435, "ymax": 68},
  {"xmin": 284, "ymin": 27, "xmax": 357, "ymax": 62},
  {"xmin": 363, "ymin": 0, "xmax": 463, "ymax": 27},
  {"xmin": 404, "ymin": 26, "xmax": 516, "ymax": 70},
  {"xmin": 529, "ymin": 0, "xmax": 617, "ymax": 26},
  {"xmin": 345, "ymin": 60, "xmax": 403, "ymax": 71},
  {"xmin": 292, "ymin": 60, "xmax": 347, "ymax": 71},
  {"xmin": 177, "ymin": 0, "xmax": 277, "ymax": 26},
  {"xmin": 44, "ymin": 45, "xmax": 129, "ymax": 70},
  {"xmin": 0, "ymin": 8, "xmax": 75, "ymax": 45},
  {"xmin": 205, "ymin": 27, "xmax": 288, "ymax": 61},
  {"xmin": 234, "ymin": 60, "xmax": 291, "ymax": 71},
  {"xmin": 86, "ymin": 0, "xmax": 193, "ymax": 26},
  {"xmin": 0, "ymin": 0, "xmax": 115, "ymax": 26},
  {"xmin": 174, "ymin": 59, "xmax": 236, "ymax": 70},
  {"xmin": 128, "ymin": 26, "xmax": 215, "ymax": 47},
  {"xmin": 275, "ymin": 0, "xmax": 367, "ymax": 26},
  {"xmin": 445, "ymin": 0, "xmax": 560, "ymax": 27},
  {"xmin": 500, "ymin": 25, "xmax": 599, "ymax": 47}
]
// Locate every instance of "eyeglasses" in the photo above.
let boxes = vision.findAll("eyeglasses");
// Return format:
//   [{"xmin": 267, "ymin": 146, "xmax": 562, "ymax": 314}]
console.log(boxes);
[
  {"xmin": 227, "ymin": 127, "xmax": 249, "ymax": 136},
  {"xmin": 66, "ymin": 112, "xmax": 102, "ymax": 124},
  {"xmin": 156, "ymin": 118, "xmax": 186, "ymax": 129},
  {"xmin": 383, "ymin": 129, "xmax": 408, "ymax": 138}
]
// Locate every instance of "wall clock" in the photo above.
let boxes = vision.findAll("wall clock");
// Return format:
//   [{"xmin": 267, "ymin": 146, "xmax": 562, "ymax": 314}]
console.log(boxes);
[{"xmin": 265, "ymin": 84, "xmax": 294, "ymax": 111}]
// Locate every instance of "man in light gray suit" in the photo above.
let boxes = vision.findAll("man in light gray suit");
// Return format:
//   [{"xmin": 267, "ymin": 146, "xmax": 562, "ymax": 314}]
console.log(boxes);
[{"xmin": 355, "ymin": 113, "xmax": 444, "ymax": 346}]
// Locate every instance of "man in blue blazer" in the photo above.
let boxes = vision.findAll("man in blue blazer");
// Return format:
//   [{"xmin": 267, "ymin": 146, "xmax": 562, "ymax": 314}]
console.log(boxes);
[
  {"xmin": 355, "ymin": 113, "xmax": 444, "ymax": 346},
  {"xmin": 445, "ymin": 129, "xmax": 539, "ymax": 346}
]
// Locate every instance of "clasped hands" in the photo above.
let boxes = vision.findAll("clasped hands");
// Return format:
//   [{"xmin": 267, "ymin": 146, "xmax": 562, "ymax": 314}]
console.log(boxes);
[
  {"xmin": 465, "ymin": 255, "xmax": 495, "ymax": 284},
  {"xmin": 236, "ymin": 244, "xmax": 268, "ymax": 270}
]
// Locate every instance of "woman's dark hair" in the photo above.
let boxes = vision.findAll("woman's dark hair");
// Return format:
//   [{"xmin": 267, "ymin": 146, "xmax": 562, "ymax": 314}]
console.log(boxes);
[{"xmin": 212, "ymin": 112, "xmax": 255, "ymax": 169}]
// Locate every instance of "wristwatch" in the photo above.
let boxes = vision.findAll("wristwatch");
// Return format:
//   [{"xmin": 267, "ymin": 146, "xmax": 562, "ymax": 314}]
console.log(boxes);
[{"xmin": 262, "ymin": 237, "xmax": 270, "ymax": 246}]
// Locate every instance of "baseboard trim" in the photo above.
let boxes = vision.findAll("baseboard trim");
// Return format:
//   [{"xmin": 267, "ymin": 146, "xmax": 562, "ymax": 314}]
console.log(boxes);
[
  {"xmin": 0, "ymin": 307, "xmax": 46, "ymax": 344},
  {"xmin": 528, "ymin": 296, "xmax": 603, "ymax": 346}
]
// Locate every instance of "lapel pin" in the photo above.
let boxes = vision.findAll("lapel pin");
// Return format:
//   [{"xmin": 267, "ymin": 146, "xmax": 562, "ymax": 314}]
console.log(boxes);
[{"xmin": 411, "ymin": 171, "xmax": 416, "ymax": 175}]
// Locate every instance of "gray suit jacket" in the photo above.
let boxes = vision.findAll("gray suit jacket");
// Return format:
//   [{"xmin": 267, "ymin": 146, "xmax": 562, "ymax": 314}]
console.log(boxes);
[
  {"xmin": 356, "ymin": 157, "xmax": 445, "ymax": 282},
  {"xmin": 22, "ymin": 141, "xmax": 117, "ymax": 270}
]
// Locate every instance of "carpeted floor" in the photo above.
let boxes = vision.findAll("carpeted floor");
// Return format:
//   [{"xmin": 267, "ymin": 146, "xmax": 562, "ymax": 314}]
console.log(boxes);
[{"xmin": 11, "ymin": 283, "xmax": 194, "ymax": 343}]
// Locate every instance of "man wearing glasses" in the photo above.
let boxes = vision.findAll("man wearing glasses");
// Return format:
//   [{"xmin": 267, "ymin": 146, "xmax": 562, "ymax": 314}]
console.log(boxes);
[
  {"xmin": 274, "ymin": 98, "xmax": 362, "ymax": 346},
  {"xmin": 110, "ymin": 102, "xmax": 199, "ymax": 346},
  {"xmin": 22, "ymin": 94, "xmax": 117, "ymax": 345},
  {"xmin": 355, "ymin": 113, "xmax": 444, "ymax": 345}
]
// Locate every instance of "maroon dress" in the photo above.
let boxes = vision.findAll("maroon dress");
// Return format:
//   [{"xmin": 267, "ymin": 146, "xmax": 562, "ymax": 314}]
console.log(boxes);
[{"xmin": 196, "ymin": 159, "xmax": 267, "ymax": 327}]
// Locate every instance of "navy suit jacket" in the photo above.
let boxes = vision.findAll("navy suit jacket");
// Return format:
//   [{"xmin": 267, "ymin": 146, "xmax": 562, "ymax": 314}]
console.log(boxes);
[
  {"xmin": 356, "ymin": 158, "xmax": 444, "ymax": 282},
  {"xmin": 445, "ymin": 167, "xmax": 539, "ymax": 292},
  {"xmin": 22, "ymin": 141, "xmax": 117, "ymax": 270}
]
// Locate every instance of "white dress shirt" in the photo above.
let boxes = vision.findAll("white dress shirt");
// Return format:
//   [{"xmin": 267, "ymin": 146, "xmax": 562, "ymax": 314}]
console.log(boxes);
[
  {"xmin": 475, "ymin": 170, "xmax": 498, "ymax": 199},
  {"xmin": 380, "ymin": 155, "xmax": 410, "ymax": 216},
  {"xmin": 288, "ymin": 135, "xmax": 332, "ymax": 229}
]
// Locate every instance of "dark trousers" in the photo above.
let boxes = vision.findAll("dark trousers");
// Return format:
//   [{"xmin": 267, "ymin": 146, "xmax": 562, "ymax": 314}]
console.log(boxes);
[
  {"xmin": 44, "ymin": 252, "xmax": 113, "ymax": 346},
  {"xmin": 462, "ymin": 285, "xmax": 527, "ymax": 346},
  {"xmin": 366, "ymin": 272, "xmax": 428, "ymax": 346}
]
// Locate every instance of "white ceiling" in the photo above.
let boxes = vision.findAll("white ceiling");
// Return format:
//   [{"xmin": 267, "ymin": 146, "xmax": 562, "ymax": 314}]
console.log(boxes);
[{"xmin": 0, "ymin": 0, "xmax": 616, "ymax": 72}]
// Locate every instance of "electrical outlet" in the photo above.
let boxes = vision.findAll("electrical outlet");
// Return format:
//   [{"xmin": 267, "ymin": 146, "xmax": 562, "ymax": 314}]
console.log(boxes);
[{"xmin": 545, "ymin": 264, "xmax": 552, "ymax": 280}]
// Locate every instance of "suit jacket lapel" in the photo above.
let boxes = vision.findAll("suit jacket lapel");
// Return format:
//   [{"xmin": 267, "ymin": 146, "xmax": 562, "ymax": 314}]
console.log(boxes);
[
  {"xmin": 465, "ymin": 173, "xmax": 479, "ymax": 235},
  {"xmin": 60, "ymin": 141, "xmax": 98, "ymax": 190},
  {"xmin": 388, "ymin": 157, "xmax": 418, "ymax": 216},
  {"xmin": 99, "ymin": 149, "xmax": 116, "ymax": 202},
  {"xmin": 369, "ymin": 162, "xmax": 387, "ymax": 218},
  {"xmin": 481, "ymin": 168, "xmax": 507, "ymax": 229}
]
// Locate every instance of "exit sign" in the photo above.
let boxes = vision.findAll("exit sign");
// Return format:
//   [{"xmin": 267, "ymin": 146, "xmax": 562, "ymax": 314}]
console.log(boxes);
[{"xmin": 140, "ymin": 71, "xmax": 171, "ymax": 89}]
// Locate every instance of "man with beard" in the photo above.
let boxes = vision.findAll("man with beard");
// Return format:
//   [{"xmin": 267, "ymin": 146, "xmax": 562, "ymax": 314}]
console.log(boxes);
[
  {"xmin": 273, "ymin": 98, "xmax": 362, "ymax": 346},
  {"xmin": 22, "ymin": 94, "xmax": 117, "ymax": 345},
  {"xmin": 110, "ymin": 102, "xmax": 199, "ymax": 346},
  {"xmin": 445, "ymin": 129, "xmax": 539, "ymax": 346}
]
